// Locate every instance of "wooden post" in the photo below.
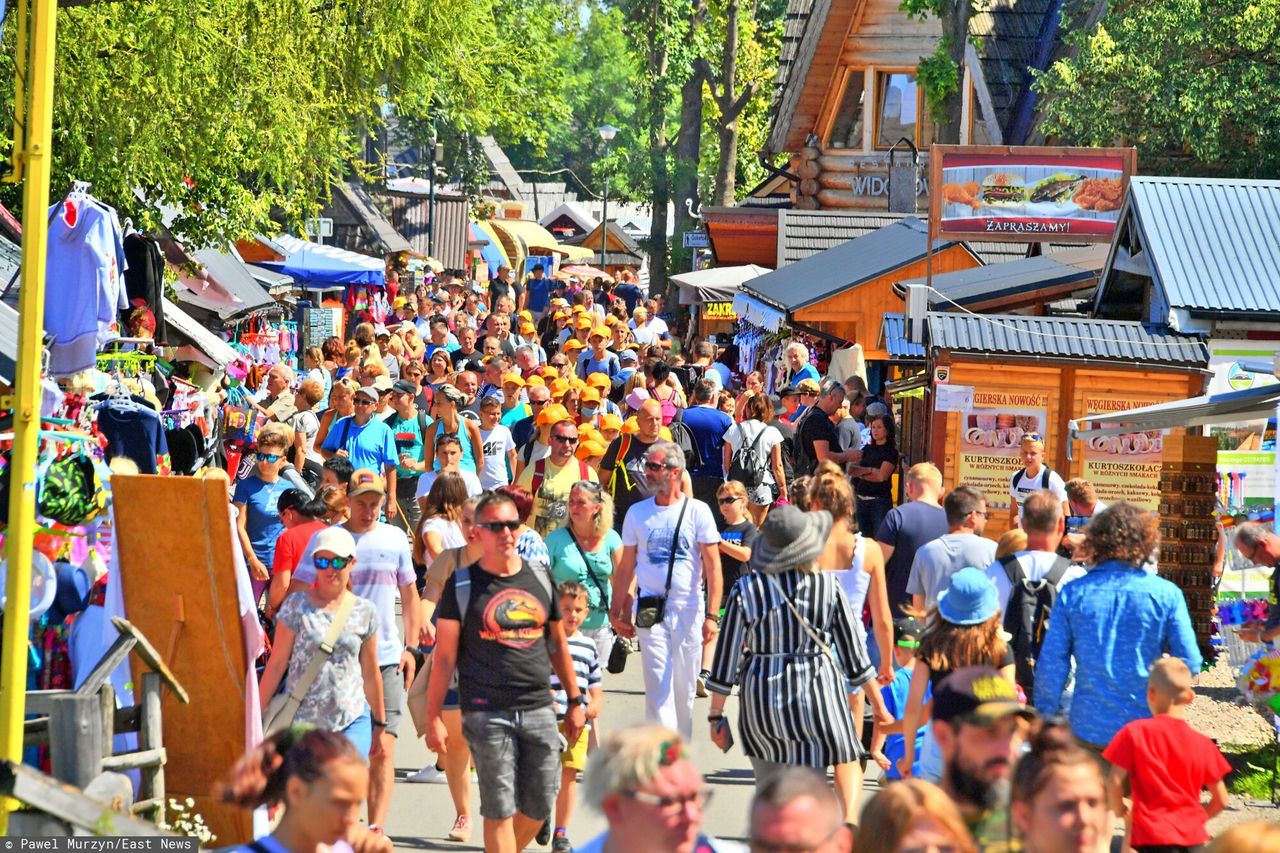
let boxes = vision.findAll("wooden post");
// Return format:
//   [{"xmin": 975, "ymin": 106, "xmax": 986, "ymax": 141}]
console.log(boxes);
[
  {"xmin": 49, "ymin": 694, "xmax": 102, "ymax": 789},
  {"xmin": 138, "ymin": 672, "xmax": 165, "ymax": 822},
  {"xmin": 98, "ymin": 683, "xmax": 114, "ymax": 757}
]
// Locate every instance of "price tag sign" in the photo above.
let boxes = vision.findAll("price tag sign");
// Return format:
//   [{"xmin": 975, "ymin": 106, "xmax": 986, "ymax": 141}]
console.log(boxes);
[{"xmin": 935, "ymin": 384, "xmax": 974, "ymax": 413}]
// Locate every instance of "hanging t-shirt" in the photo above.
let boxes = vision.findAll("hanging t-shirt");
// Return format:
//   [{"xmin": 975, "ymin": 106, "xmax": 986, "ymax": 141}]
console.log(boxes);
[
  {"xmin": 622, "ymin": 497, "xmax": 719, "ymax": 607},
  {"xmin": 478, "ymin": 424, "xmax": 516, "ymax": 490},
  {"xmin": 320, "ymin": 416, "xmax": 398, "ymax": 473},
  {"xmin": 437, "ymin": 561, "xmax": 561, "ymax": 712},
  {"xmin": 231, "ymin": 475, "xmax": 292, "ymax": 567},
  {"xmin": 96, "ymin": 402, "xmax": 169, "ymax": 474},
  {"xmin": 516, "ymin": 458, "xmax": 599, "ymax": 538},
  {"xmin": 45, "ymin": 196, "xmax": 128, "ymax": 376}
]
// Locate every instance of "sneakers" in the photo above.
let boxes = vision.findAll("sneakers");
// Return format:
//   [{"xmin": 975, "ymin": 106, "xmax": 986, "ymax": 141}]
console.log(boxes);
[
  {"xmin": 405, "ymin": 763, "xmax": 448, "ymax": 783},
  {"xmin": 551, "ymin": 831, "xmax": 573, "ymax": 852},
  {"xmin": 447, "ymin": 814, "xmax": 471, "ymax": 843},
  {"xmin": 536, "ymin": 820, "xmax": 552, "ymax": 846},
  {"xmin": 696, "ymin": 670, "xmax": 710, "ymax": 698}
]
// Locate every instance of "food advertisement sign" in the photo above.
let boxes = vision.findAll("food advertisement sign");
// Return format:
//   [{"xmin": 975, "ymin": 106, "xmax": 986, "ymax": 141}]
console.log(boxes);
[
  {"xmin": 957, "ymin": 390, "xmax": 1050, "ymax": 512},
  {"xmin": 1079, "ymin": 395, "xmax": 1167, "ymax": 510},
  {"xmin": 929, "ymin": 145, "xmax": 1137, "ymax": 243}
]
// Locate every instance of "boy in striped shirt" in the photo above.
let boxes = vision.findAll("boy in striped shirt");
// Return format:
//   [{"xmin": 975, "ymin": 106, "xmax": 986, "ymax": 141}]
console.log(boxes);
[{"xmin": 550, "ymin": 580, "xmax": 605, "ymax": 852}]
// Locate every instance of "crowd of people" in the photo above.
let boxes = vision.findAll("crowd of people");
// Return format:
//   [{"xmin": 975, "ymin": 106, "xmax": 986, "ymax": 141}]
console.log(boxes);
[{"xmin": 213, "ymin": 266, "xmax": 1257, "ymax": 853}]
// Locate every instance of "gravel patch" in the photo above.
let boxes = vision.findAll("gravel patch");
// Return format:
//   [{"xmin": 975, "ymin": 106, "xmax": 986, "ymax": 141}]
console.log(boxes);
[{"xmin": 1189, "ymin": 656, "xmax": 1275, "ymax": 749}]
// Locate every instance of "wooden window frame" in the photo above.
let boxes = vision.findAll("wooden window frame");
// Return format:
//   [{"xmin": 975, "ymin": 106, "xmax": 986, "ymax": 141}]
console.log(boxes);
[
  {"xmin": 872, "ymin": 69, "xmax": 924, "ymax": 150},
  {"xmin": 819, "ymin": 65, "xmax": 869, "ymax": 150}
]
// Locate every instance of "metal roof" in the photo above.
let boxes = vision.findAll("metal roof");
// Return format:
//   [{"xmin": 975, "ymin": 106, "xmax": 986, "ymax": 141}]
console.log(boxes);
[
  {"xmin": 880, "ymin": 313, "xmax": 926, "ymax": 359},
  {"xmin": 1120, "ymin": 176, "xmax": 1280, "ymax": 315},
  {"xmin": 926, "ymin": 311, "xmax": 1208, "ymax": 367},
  {"xmin": 777, "ymin": 209, "xmax": 1028, "ymax": 267},
  {"xmin": 384, "ymin": 192, "xmax": 472, "ymax": 269},
  {"xmin": 745, "ymin": 217, "xmax": 958, "ymax": 311},
  {"xmin": 332, "ymin": 182, "xmax": 412, "ymax": 255},
  {"xmin": 1073, "ymin": 383, "xmax": 1280, "ymax": 440},
  {"xmin": 899, "ymin": 253, "xmax": 1098, "ymax": 308}
]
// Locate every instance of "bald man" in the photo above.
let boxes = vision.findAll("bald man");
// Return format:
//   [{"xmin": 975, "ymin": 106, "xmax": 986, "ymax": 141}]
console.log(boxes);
[{"xmin": 599, "ymin": 399, "xmax": 691, "ymax": 531}]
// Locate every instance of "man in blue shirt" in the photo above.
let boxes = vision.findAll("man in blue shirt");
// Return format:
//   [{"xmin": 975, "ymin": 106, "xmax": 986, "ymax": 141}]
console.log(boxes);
[
  {"xmin": 681, "ymin": 379, "xmax": 734, "ymax": 522},
  {"xmin": 1035, "ymin": 502, "xmax": 1202, "ymax": 748},
  {"xmin": 321, "ymin": 386, "xmax": 399, "ymax": 519},
  {"xmin": 525, "ymin": 263, "xmax": 553, "ymax": 321}
]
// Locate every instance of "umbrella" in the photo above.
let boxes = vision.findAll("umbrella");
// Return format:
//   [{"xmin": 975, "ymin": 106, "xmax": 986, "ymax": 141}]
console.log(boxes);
[{"xmin": 557, "ymin": 264, "xmax": 614, "ymax": 282}]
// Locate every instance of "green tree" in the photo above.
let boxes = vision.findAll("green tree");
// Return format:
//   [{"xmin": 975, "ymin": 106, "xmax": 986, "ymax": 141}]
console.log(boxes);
[
  {"xmin": 1034, "ymin": 0, "xmax": 1280, "ymax": 176},
  {"xmin": 0, "ymin": 0, "xmax": 569, "ymax": 245}
]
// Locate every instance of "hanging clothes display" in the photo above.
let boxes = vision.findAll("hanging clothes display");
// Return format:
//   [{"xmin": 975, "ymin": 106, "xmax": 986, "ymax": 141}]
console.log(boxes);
[
  {"xmin": 122, "ymin": 233, "xmax": 167, "ymax": 343},
  {"xmin": 44, "ymin": 190, "xmax": 129, "ymax": 376},
  {"xmin": 95, "ymin": 393, "xmax": 170, "ymax": 475}
]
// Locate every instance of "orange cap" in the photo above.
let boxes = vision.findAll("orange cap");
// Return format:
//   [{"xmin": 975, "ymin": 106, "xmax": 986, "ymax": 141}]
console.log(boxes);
[
  {"xmin": 621, "ymin": 416, "xmax": 640, "ymax": 434},
  {"xmin": 600, "ymin": 413, "xmax": 623, "ymax": 432},
  {"xmin": 536, "ymin": 403, "xmax": 571, "ymax": 426},
  {"xmin": 577, "ymin": 439, "xmax": 607, "ymax": 460}
]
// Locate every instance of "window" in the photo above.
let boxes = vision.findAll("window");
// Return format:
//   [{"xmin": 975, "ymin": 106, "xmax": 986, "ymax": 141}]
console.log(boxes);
[
  {"xmin": 875, "ymin": 72, "xmax": 920, "ymax": 148},
  {"xmin": 826, "ymin": 69, "xmax": 866, "ymax": 149}
]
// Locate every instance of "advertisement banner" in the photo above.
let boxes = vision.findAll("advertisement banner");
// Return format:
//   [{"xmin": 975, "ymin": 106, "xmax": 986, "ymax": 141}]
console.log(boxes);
[
  {"xmin": 1078, "ymin": 395, "xmax": 1167, "ymax": 510},
  {"xmin": 1217, "ymin": 450, "xmax": 1276, "ymax": 512},
  {"xmin": 957, "ymin": 390, "xmax": 1050, "ymax": 512},
  {"xmin": 702, "ymin": 301, "xmax": 737, "ymax": 320},
  {"xmin": 929, "ymin": 145, "xmax": 1137, "ymax": 243}
]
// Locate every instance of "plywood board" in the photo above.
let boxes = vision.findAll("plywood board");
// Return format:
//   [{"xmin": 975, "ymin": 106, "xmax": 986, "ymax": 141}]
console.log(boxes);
[{"xmin": 112, "ymin": 475, "xmax": 251, "ymax": 845}]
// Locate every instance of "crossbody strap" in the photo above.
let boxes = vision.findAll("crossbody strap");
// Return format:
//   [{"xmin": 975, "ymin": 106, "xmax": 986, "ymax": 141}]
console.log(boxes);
[
  {"xmin": 662, "ymin": 499, "xmax": 689, "ymax": 596},
  {"xmin": 280, "ymin": 593, "xmax": 356, "ymax": 715},
  {"xmin": 567, "ymin": 527, "xmax": 610, "ymax": 605},
  {"xmin": 764, "ymin": 575, "xmax": 837, "ymax": 662}
]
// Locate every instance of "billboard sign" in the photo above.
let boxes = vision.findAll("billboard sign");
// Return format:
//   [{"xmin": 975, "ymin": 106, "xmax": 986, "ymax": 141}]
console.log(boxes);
[{"xmin": 929, "ymin": 145, "xmax": 1137, "ymax": 243}]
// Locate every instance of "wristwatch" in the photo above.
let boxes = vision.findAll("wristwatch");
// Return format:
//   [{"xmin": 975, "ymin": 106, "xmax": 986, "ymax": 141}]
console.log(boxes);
[
  {"xmin": 567, "ymin": 694, "xmax": 588, "ymax": 708},
  {"xmin": 371, "ymin": 716, "xmax": 388, "ymax": 728}
]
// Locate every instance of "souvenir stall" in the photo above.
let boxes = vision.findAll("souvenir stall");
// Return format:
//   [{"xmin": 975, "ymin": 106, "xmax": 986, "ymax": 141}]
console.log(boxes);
[
  {"xmin": 257, "ymin": 234, "xmax": 387, "ymax": 326},
  {"xmin": 672, "ymin": 264, "xmax": 770, "ymax": 343}
]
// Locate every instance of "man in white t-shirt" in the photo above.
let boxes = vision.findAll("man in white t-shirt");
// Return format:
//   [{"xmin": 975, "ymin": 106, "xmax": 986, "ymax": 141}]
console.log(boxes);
[
  {"xmin": 610, "ymin": 440, "xmax": 722, "ymax": 741},
  {"xmin": 476, "ymin": 396, "xmax": 516, "ymax": 490},
  {"xmin": 1008, "ymin": 434, "xmax": 1068, "ymax": 529},
  {"xmin": 288, "ymin": 469, "xmax": 417, "ymax": 833},
  {"xmin": 984, "ymin": 490, "xmax": 1085, "ymax": 610}
]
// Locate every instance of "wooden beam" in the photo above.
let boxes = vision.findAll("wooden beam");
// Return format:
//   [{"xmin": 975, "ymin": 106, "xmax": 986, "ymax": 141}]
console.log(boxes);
[
  {"xmin": 49, "ymin": 695, "xmax": 101, "ymax": 789},
  {"xmin": 111, "ymin": 617, "xmax": 189, "ymax": 703},
  {"xmin": 101, "ymin": 748, "xmax": 167, "ymax": 771},
  {"xmin": 0, "ymin": 760, "xmax": 173, "ymax": 837},
  {"xmin": 70, "ymin": 631, "xmax": 135, "ymax": 699}
]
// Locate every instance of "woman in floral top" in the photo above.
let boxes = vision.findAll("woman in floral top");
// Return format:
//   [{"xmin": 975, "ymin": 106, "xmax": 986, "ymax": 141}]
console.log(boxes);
[{"xmin": 259, "ymin": 526, "xmax": 386, "ymax": 758}]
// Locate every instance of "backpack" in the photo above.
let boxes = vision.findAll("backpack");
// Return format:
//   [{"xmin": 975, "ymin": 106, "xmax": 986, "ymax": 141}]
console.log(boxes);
[
  {"xmin": 453, "ymin": 561, "xmax": 555, "ymax": 627},
  {"xmin": 1012, "ymin": 465, "xmax": 1052, "ymax": 495},
  {"xmin": 529, "ymin": 457, "xmax": 590, "ymax": 496},
  {"xmin": 383, "ymin": 410, "xmax": 430, "ymax": 441},
  {"xmin": 726, "ymin": 422, "xmax": 770, "ymax": 490},
  {"xmin": 606, "ymin": 434, "xmax": 635, "ymax": 499},
  {"xmin": 1000, "ymin": 553, "xmax": 1071, "ymax": 700},
  {"xmin": 668, "ymin": 409, "xmax": 704, "ymax": 472},
  {"xmin": 790, "ymin": 407, "xmax": 820, "ymax": 478}
]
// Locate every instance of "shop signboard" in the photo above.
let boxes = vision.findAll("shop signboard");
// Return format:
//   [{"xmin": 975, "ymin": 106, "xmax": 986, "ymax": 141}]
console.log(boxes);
[
  {"xmin": 956, "ymin": 389, "xmax": 1050, "ymax": 513},
  {"xmin": 702, "ymin": 301, "xmax": 737, "ymax": 321},
  {"xmin": 929, "ymin": 145, "xmax": 1137, "ymax": 243},
  {"xmin": 1078, "ymin": 394, "xmax": 1167, "ymax": 511},
  {"xmin": 935, "ymin": 384, "xmax": 973, "ymax": 413}
]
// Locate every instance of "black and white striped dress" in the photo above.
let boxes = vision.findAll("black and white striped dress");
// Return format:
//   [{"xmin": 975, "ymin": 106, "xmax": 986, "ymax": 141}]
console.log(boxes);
[{"xmin": 707, "ymin": 569, "xmax": 874, "ymax": 767}]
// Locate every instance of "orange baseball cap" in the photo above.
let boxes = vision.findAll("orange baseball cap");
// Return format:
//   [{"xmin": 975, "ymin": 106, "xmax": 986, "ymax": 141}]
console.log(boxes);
[
  {"xmin": 621, "ymin": 416, "xmax": 639, "ymax": 434},
  {"xmin": 577, "ymin": 439, "xmax": 607, "ymax": 460},
  {"xmin": 580, "ymin": 386, "xmax": 602, "ymax": 404},
  {"xmin": 519, "ymin": 321, "xmax": 537, "ymax": 336},
  {"xmin": 501, "ymin": 372, "xmax": 525, "ymax": 387},
  {"xmin": 600, "ymin": 413, "xmax": 623, "ymax": 432},
  {"xmin": 526, "ymin": 374, "xmax": 546, "ymax": 387},
  {"xmin": 575, "ymin": 316, "xmax": 594, "ymax": 330},
  {"xmin": 536, "ymin": 403, "xmax": 571, "ymax": 426},
  {"xmin": 550, "ymin": 378, "xmax": 571, "ymax": 398},
  {"xmin": 539, "ymin": 365, "xmax": 560, "ymax": 379},
  {"xmin": 563, "ymin": 339, "xmax": 586, "ymax": 352},
  {"xmin": 586, "ymin": 372, "xmax": 611, "ymax": 390}
]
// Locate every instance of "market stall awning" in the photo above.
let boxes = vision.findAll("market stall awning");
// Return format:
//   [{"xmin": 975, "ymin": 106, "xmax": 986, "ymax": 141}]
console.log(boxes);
[
  {"xmin": 472, "ymin": 221, "xmax": 510, "ymax": 273},
  {"xmin": 557, "ymin": 264, "xmax": 613, "ymax": 282},
  {"xmin": 248, "ymin": 264, "xmax": 294, "ymax": 296},
  {"xmin": 259, "ymin": 234, "xmax": 386, "ymax": 288},
  {"xmin": 896, "ymin": 252, "xmax": 1103, "ymax": 312},
  {"xmin": 162, "ymin": 297, "xmax": 240, "ymax": 369},
  {"xmin": 487, "ymin": 219, "xmax": 592, "ymax": 263},
  {"xmin": 732, "ymin": 291, "xmax": 787, "ymax": 333},
  {"xmin": 168, "ymin": 246, "xmax": 281, "ymax": 321},
  {"xmin": 672, "ymin": 264, "xmax": 771, "ymax": 305},
  {"xmin": 1071, "ymin": 384, "xmax": 1280, "ymax": 440}
]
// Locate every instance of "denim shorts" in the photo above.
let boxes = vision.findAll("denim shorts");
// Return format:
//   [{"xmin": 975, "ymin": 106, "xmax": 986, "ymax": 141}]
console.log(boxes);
[{"xmin": 462, "ymin": 706, "xmax": 561, "ymax": 821}]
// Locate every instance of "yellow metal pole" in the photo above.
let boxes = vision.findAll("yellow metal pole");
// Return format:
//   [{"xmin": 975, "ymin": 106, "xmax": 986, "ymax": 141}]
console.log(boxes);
[{"xmin": 0, "ymin": 0, "xmax": 58, "ymax": 832}]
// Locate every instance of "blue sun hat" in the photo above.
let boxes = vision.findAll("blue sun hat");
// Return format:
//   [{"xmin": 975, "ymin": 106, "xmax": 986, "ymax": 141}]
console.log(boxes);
[{"xmin": 937, "ymin": 567, "xmax": 999, "ymax": 625}]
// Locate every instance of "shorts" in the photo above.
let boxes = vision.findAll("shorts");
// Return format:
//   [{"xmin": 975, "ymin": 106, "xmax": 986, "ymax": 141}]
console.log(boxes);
[
  {"xmin": 560, "ymin": 720, "xmax": 590, "ymax": 771},
  {"xmin": 341, "ymin": 708, "xmax": 372, "ymax": 758},
  {"xmin": 380, "ymin": 663, "xmax": 405, "ymax": 738},
  {"xmin": 462, "ymin": 706, "xmax": 561, "ymax": 821}
]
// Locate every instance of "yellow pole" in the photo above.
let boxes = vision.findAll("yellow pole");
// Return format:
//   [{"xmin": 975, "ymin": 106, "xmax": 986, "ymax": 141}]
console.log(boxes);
[{"xmin": 0, "ymin": 0, "xmax": 58, "ymax": 832}]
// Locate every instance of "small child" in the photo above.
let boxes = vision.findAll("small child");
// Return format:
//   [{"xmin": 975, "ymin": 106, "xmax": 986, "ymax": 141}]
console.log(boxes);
[
  {"xmin": 871, "ymin": 617, "xmax": 931, "ymax": 780},
  {"xmin": 549, "ymin": 581, "xmax": 604, "ymax": 853},
  {"xmin": 1103, "ymin": 657, "xmax": 1230, "ymax": 853}
]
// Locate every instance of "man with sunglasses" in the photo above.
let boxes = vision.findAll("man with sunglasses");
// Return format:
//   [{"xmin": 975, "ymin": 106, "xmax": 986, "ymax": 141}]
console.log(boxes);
[
  {"xmin": 516, "ymin": 420, "xmax": 599, "ymax": 538},
  {"xmin": 1235, "ymin": 521, "xmax": 1280, "ymax": 643},
  {"xmin": 320, "ymin": 386, "xmax": 400, "ymax": 520},
  {"xmin": 427, "ymin": 491, "xmax": 587, "ymax": 853},
  {"xmin": 611, "ymin": 441, "xmax": 722, "ymax": 741},
  {"xmin": 288, "ymin": 469, "xmax": 418, "ymax": 832}
]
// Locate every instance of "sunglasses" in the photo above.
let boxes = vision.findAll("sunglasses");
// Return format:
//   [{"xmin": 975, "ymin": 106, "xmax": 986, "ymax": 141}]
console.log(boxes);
[
  {"xmin": 577, "ymin": 480, "xmax": 603, "ymax": 492},
  {"xmin": 256, "ymin": 452, "xmax": 282, "ymax": 463},
  {"xmin": 353, "ymin": 398, "xmax": 375, "ymax": 406},
  {"xmin": 718, "ymin": 496, "xmax": 740, "ymax": 505},
  {"xmin": 552, "ymin": 434, "xmax": 580, "ymax": 444},
  {"xmin": 313, "ymin": 556, "xmax": 352, "ymax": 571},
  {"xmin": 476, "ymin": 520, "xmax": 522, "ymax": 532},
  {"xmin": 644, "ymin": 461, "xmax": 676, "ymax": 472},
  {"xmin": 1024, "ymin": 433, "xmax": 1043, "ymax": 442},
  {"xmin": 530, "ymin": 399, "xmax": 549, "ymax": 407}
]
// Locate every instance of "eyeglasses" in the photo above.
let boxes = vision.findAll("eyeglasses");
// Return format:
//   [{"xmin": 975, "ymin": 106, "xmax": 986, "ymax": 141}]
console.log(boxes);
[
  {"xmin": 973, "ymin": 510, "xmax": 989, "ymax": 518},
  {"xmin": 718, "ymin": 496, "xmax": 741, "ymax": 505},
  {"xmin": 313, "ymin": 556, "xmax": 352, "ymax": 571},
  {"xmin": 577, "ymin": 480, "xmax": 603, "ymax": 492},
  {"xmin": 476, "ymin": 520, "xmax": 522, "ymax": 533},
  {"xmin": 353, "ymin": 398, "xmax": 375, "ymax": 406},
  {"xmin": 552, "ymin": 434, "xmax": 580, "ymax": 444},
  {"xmin": 624, "ymin": 787, "xmax": 713, "ymax": 814},
  {"xmin": 644, "ymin": 461, "xmax": 677, "ymax": 472},
  {"xmin": 256, "ymin": 452, "xmax": 282, "ymax": 463}
]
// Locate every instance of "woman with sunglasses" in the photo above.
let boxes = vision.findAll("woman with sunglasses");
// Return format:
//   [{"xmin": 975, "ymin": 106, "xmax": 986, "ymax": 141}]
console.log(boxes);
[
  {"xmin": 547, "ymin": 482, "xmax": 623, "ymax": 667},
  {"xmin": 233, "ymin": 426, "xmax": 297, "ymax": 605},
  {"xmin": 259, "ymin": 526, "xmax": 386, "ymax": 758}
]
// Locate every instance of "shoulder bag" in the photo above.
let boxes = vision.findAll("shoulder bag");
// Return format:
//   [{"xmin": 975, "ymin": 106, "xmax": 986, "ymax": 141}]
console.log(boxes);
[
  {"xmin": 635, "ymin": 499, "xmax": 688, "ymax": 628},
  {"xmin": 568, "ymin": 527, "xmax": 629, "ymax": 673},
  {"xmin": 263, "ymin": 592, "xmax": 357, "ymax": 736}
]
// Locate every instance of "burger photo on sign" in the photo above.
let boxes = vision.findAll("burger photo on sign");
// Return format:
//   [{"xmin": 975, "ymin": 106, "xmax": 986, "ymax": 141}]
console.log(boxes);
[{"xmin": 979, "ymin": 172, "xmax": 1027, "ymax": 214}]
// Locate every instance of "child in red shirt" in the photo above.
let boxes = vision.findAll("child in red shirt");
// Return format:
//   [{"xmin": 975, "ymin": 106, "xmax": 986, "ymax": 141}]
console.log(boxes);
[{"xmin": 1103, "ymin": 658, "xmax": 1230, "ymax": 853}]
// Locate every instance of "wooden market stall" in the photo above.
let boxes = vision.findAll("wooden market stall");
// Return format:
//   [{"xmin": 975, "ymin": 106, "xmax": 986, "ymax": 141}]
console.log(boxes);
[{"xmin": 908, "ymin": 311, "xmax": 1210, "ymax": 538}]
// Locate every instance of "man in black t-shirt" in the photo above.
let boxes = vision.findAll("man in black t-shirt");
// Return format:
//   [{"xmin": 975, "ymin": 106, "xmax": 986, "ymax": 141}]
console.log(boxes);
[
  {"xmin": 793, "ymin": 379, "xmax": 860, "ymax": 478},
  {"xmin": 427, "ymin": 491, "xmax": 586, "ymax": 851}
]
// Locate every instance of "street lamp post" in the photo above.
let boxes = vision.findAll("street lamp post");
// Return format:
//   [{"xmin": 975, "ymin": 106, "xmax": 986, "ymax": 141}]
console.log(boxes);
[{"xmin": 597, "ymin": 125, "xmax": 619, "ymax": 277}]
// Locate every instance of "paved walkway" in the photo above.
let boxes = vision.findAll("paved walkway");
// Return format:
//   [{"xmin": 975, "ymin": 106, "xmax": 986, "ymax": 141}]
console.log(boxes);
[{"xmin": 381, "ymin": 656, "xmax": 885, "ymax": 851}]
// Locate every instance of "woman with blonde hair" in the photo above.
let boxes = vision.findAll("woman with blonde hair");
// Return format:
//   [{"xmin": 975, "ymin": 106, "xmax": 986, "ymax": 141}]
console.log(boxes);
[
  {"xmin": 315, "ymin": 377, "xmax": 357, "ymax": 451},
  {"xmin": 707, "ymin": 506, "xmax": 876, "ymax": 824},
  {"xmin": 338, "ymin": 341, "xmax": 362, "ymax": 381},
  {"xmin": 995, "ymin": 527, "xmax": 1028, "ymax": 561},
  {"xmin": 546, "ymin": 481, "xmax": 622, "ymax": 666},
  {"xmin": 858, "ymin": 779, "xmax": 976, "ymax": 853},
  {"xmin": 897, "ymin": 567, "xmax": 1014, "ymax": 781},
  {"xmin": 412, "ymin": 472, "xmax": 469, "ymax": 572}
]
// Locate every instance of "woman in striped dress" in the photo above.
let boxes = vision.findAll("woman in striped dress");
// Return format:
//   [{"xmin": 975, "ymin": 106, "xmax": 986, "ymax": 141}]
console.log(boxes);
[{"xmin": 706, "ymin": 505, "xmax": 875, "ymax": 824}]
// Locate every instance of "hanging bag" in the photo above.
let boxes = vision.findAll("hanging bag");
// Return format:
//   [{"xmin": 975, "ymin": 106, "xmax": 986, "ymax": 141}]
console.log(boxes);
[
  {"xmin": 263, "ymin": 592, "xmax": 357, "ymax": 736},
  {"xmin": 635, "ymin": 499, "xmax": 688, "ymax": 629}
]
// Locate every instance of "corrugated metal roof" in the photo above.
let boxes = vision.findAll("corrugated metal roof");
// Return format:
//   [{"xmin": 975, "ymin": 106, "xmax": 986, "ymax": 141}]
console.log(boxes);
[
  {"xmin": 777, "ymin": 210, "xmax": 1027, "ymax": 266},
  {"xmin": 881, "ymin": 313, "xmax": 926, "ymax": 359},
  {"xmin": 926, "ymin": 311, "xmax": 1208, "ymax": 366},
  {"xmin": 332, "ymin": 182, "xmax": 412, "ymax": 254},
  {"xmin": 745, "ymin": 217, "xmax": 957, "ymax": 311},
  {"xmin": 384, "ymin": 193, "xmax": 471, "ymax": 269},
  {"xmin": 899, "ymin": 254, "xmax": 1097, "ymax": 307},
  {"xmin": 1125, "ymin": 176, "xmax": 1280, "ymax": 315}
]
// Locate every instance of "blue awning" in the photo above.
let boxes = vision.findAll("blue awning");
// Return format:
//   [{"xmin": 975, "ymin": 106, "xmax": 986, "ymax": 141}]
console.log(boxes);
[
  {"xmin": 471, "ymin": 223, "xmax": 506, "ymax": 275},
  {"xmin": 258, "ymin": 234, "xmax": 386, "ymax": 288}
]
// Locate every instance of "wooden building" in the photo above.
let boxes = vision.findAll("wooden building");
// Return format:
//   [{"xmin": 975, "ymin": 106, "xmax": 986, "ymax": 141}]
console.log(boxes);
[
  {"xmin": 564, "ymin": 222, "xmax": 648, "ymax": 280},
  {"xmin": 887, "ymin": 311, "xmax": 1209, "ymax": 537}
]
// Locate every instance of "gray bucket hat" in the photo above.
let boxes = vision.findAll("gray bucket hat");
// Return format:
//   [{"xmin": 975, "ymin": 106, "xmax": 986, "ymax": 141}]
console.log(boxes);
[{"xmin": 749, "ymin": 506, "xmax": 833, "ymax": 574}]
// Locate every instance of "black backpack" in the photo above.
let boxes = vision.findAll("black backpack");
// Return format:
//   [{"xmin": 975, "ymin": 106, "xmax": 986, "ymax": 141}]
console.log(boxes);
[
  {"xmin": 668, "ymin": 409, "xmax": 704, "ymax": 472},
  {"xmin": 727, "ymin": 423, "xmax": 769, "ymax": 489},
  {"xmin": 790, "ymin": 408, "xmax": 819, "ymax": 478},
  {"xmin": 1001, "ymin": 553, "xmax": 1071, "ymax": 700}
]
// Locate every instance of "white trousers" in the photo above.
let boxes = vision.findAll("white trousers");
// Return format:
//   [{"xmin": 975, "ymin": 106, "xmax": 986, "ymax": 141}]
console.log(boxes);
[{"xmin": 637, "ymin": 600, "xmax": 704, "ymax": 741}]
